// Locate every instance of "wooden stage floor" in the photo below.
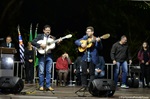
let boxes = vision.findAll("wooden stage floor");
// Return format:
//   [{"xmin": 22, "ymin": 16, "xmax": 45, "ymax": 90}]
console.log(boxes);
[{"xmin": 0, "ymin": 83, "xmax": 150, "ymax": 99}]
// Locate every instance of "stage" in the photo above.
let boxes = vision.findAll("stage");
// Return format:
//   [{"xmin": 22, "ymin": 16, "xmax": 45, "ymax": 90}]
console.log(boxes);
[{"xmin": 0, "ymin": 83, "xmax": 149, "ymax": 99}]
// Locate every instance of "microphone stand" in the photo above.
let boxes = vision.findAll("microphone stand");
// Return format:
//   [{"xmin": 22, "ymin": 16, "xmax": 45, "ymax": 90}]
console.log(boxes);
[
  {"xmin": 44, "ymin": 35, "xmax": 54, "ymax": 94},
  {"xmin": 75, "ymin": 49, "xmax": 89, "ymax": 97}
]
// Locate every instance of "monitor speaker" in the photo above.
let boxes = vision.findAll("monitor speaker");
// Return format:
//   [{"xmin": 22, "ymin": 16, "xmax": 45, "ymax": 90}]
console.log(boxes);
[
  {"xmin": 89, "ymin": 79, "xmax": 116, "ymax": 97},
  {"xmin": 0, "ymin": 76, "xmax": 24, "ymax": 94}
]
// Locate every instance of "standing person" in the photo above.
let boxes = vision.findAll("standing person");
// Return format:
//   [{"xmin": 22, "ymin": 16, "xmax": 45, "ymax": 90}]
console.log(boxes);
[
  {"xmin": 31, "ymin": 25, "xmax": 61, "ymax": 91},
  {"xmin": 24, "ymin": 41, "xmax": 34, "ymax": 84},
  {"xmin": 75, "ymin": 26, "xmax": 102, "ymax": 91},
  {"xmin": 110, "ymin": 35, "xmax": 132, "ymax": 89},
  {"xmin": 1, "ymin": 36, "xmax": 15, "ymax": 48},
  {"xmin": 137, "ymin": 42, "xmax": 150, "ymax": 88},
  {"xmin": 56, "ymin": 52, "xmax": 71, "ymax": 86}
]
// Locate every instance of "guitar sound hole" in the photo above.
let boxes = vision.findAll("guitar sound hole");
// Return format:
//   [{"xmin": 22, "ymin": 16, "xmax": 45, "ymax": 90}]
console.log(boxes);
[{"xmin": 47, "ymin": 43, "xmax": 51, "ymax": 45}]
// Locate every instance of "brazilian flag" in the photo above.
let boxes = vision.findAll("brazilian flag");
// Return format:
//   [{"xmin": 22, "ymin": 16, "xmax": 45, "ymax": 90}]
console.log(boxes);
[{"xmin": 34, "ymin": 24, "xmax": 39, "ymax": 67}]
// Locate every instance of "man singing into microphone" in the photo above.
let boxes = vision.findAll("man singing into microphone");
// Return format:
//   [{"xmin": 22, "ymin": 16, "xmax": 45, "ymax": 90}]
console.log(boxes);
[{"xmin": 32, "ymin": 25, "xmax": 61, "ymax": 91}]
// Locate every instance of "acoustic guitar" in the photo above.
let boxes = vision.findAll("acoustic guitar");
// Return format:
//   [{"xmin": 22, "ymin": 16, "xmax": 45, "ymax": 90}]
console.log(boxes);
[
  {"xmin": 37, "ymin": 34, "xmax": 72, "ymax": 54},
  {"xmin": 78, "ymin": 34, "xmax": 110, "ymax": 52}
]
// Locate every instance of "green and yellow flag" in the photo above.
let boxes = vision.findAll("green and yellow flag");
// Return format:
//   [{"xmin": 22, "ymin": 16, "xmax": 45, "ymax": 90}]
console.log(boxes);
[
  {"xmin": 29, "ymin": 24, "xmax": 33, "ymax": 42},
  {"xmin": 29, "ymin": 23, "xmax": 39, "ymax": 67},
  {"xmin": 34, "ymin": 23, "xmax": 39, "ymax": 67}
]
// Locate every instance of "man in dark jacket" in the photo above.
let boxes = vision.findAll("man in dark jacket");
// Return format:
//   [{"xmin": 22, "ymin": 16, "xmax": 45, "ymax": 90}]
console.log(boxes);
[
  {"xmin": 1, "ymin": 36, "xmax": 15, "ymax": 48},
  {"xmin": 110, "ymin": 35, "xmax": 132, "ymax": 89},
  {"xmin": 31, "ymin": 25, "xmax": 61, "ymax": 91}
]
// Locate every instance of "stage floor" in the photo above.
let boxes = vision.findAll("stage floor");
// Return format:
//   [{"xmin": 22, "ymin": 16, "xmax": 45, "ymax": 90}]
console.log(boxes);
[{"xmin": 0, "ymin": 83, "xmax": 150, "ymax": 99}]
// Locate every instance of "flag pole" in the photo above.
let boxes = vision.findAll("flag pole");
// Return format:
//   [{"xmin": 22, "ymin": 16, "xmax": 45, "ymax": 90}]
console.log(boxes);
[
  {"xmin": 33, "ymin": 23, "xmax": 39, "ymax": 85},
  {"xmin": 29, "ymin": 23, "xmax": 33, "ymax": 41},
  {"xmin": 18, "ymin": 25, "xmax": 25, "ymax": 79}
]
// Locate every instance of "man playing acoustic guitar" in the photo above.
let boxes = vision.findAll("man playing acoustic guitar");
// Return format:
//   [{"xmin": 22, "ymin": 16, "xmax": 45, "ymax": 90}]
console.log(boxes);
[
  {"xmin": 75, "ymin": 26, "xmax": 109, "ymax": 91},
  {"xmin": 31, "ymin": 25, "xmax": 62, "ymax": 91}
]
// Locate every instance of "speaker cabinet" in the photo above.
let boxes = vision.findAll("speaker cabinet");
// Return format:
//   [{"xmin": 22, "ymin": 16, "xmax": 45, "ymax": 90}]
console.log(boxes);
[
  {"xmin": 127, "ymin": 76, "xmax": 139, "ymax": 88},
  {"xmin": 89, "ymin": 79, "xmax": 116, "ymax": 97},
  {"xmin": 0, "ymin": 76, "xmax": 24, "ymax": 94}
]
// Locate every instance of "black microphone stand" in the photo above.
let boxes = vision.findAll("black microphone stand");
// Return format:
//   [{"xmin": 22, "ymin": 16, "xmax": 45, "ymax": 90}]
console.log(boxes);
[
  {"xmin": 75, "ymin": 50, "xmax": 90, "ymax": 97},
  {"xmin": 44, "ymin": 35, "xmax": 54, "ymax": 94}
]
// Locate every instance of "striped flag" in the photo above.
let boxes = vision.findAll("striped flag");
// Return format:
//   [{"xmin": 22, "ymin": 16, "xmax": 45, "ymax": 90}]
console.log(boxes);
[{"xmin": 18, "ymin": 25, "xmax": 25, "ymax": 63}]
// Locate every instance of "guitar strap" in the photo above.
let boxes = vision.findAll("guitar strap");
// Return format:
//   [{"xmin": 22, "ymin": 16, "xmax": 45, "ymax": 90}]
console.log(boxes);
[{"xmin": 92, "ymin": 36, "xmax": 96, "ymax": 43}]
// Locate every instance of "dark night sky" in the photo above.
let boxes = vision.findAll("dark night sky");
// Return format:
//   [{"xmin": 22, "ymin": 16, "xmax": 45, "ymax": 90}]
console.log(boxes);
[
  {"xmin": 0, "ymin": 0, "xmax": 150, "ymax": 63},
  {"xmin": 0, "ymin": 0, "xmax": 98, "ymax": 61},
  {"xmin": 0, "ymin": 0, "xmax": 90, "ymax": 36},
  {"xmin": 0, "ymin": 0, "xmax": 121, "ymax": 37}
]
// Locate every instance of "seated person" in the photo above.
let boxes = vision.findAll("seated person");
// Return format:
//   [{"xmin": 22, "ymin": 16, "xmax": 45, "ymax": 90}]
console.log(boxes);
[
  {"xmin": 73, "ymin": 56, "xmax": 82, "ymax": 86},
  {"xmin": 1, "ymin": 36, "xmax": 15, "ymax": 48},
  {"xmin": 95, "ymin": 56, "xmax": 105, "ymax": 78},
  {"xmin": 56, "ymin": 52, "xmax": 71, "ymax": 86}
]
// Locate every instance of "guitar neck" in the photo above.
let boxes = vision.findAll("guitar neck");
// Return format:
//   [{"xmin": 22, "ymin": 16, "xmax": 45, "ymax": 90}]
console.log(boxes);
[
  {"xmin": 51, "ymin": 36, "xmax": 67, "ymax": 44},
  {"xmin": 87, "ymin": 38, "xmax": 96, "ymax": 44}
]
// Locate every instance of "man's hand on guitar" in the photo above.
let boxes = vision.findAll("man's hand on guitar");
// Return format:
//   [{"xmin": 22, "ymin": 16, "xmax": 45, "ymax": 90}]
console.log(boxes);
[
  {"xmin": 96, "ymin": 37, "xmax": 101, "ymax": 42},
  {"xmin": 81, "ymin": 43, "xmax": 87, "ymax": 48},
  {"xmin": 57, "ymin": 37, "xmax": 62, "ymax": 44},
  {"xmin": 40, "ymin": 44, "xmax": 46, "ymax": 49}
]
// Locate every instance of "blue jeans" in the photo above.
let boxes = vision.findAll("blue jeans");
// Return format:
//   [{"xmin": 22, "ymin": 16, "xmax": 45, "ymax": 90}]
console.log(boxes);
[
  {"xmin": 114, "ymin": 61, "xmax": 128, "ymax": 85},
  {"xmin": 38, "ymin": 54, "xmax": 53, "ymax": 88},
  {"xmin": 95, "ymin": 70, "xmax": 105, "ymax": 78}
]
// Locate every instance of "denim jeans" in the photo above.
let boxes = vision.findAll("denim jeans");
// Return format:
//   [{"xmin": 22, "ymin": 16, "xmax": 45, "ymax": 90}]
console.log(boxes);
[
  {"xmin": 38, "ymin": 54, "xmax": 53, "ymax": 88},
  {"xmin": 114, "ymin": 61, "xmax": 128, "ymax": 85},
  {"xmin": 95, "ymin": 70, "xmax": 105, "ymax": 78}
]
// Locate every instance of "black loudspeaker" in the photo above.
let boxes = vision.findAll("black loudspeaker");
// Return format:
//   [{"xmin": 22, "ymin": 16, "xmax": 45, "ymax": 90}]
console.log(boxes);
[
  {"xmin": 0, "ymin": 76, "xmax": 24, "ymax": 94},
  {"xmin": 89, "ymin": 79, "xmax": 116, "ymax": 97},
  {"xmin": 127, "ymin": 76, "xmax": 139, "ymax": 88}
]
